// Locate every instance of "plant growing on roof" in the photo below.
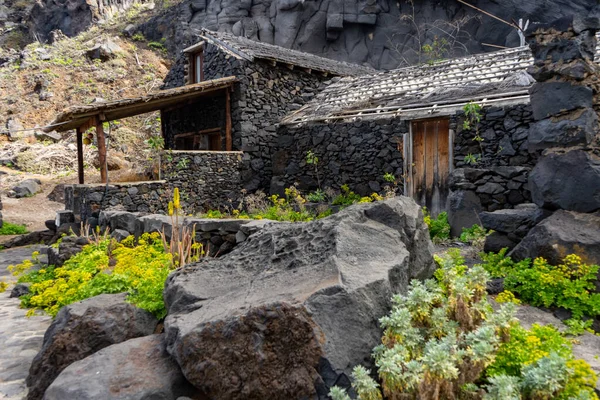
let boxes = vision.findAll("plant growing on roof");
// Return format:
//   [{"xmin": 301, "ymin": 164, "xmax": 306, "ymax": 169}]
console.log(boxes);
[{"xmin": 305, "ymin": 150, "xmax": 321, "ymax": 190}]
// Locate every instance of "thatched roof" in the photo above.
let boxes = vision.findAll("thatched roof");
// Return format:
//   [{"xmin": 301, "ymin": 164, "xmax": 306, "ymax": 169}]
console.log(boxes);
[
  {"xmin": 46, "ymin": 77, "xmax": 237, "ymax": 132},
  {"xmin": 195, "ymin": 30, "xmax": 375, "ymax": 77}
]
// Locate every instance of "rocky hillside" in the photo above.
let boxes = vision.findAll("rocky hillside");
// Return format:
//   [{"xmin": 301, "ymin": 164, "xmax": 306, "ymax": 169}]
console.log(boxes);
[
  {"xmin": 0, "ymin": 4, "xmax": 170, "ymax": 182},
  {"xmin": 5, "ymin": 0, "xmax": 597, "ymax": 70}
]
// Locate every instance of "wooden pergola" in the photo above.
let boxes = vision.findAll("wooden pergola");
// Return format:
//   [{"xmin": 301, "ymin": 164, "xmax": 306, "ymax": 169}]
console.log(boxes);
[{"xmin": 45, "ymin": 76, "xmax": 237, "ymax": 184}]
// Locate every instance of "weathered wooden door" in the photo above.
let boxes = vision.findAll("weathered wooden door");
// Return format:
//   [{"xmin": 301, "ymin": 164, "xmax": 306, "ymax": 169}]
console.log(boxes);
[{"xmin": 409, "ymin": 118, "xmax": 451, "ymax": 216}]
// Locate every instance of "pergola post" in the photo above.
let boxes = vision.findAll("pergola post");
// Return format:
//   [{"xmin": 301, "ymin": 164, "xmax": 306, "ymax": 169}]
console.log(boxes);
[
  {"xmin": 225, "ymin": 88, "xmax": 232, "ymax": 151},
  {"xmin": 96, "ymin": 117, "xmax": 108, "ymax": 184},
  {"xmin": 76, "ymin": 127, "xmax": 85, "ymax": 184}
]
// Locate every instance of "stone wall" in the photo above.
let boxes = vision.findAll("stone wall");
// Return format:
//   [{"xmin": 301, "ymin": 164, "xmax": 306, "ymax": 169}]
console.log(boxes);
[
  {"xmin": 99, "ymin": 210, "xmax": 272, "ymax": 256},
  {"xmin": 160, "ymin": 150, "xmax": 243, "ymax": 211},
  {"xmin": 452, "ymin": 104, "xmax": 539, "ymax": 168},
  {"xmin": 274, "ymin": 118, "xmax": 406, "ymax": 195},
  {"xmin": 449, "ymin": 166, "xmax": 531, "ymax": 212},
  {"xmin": 65, "ymin": 152, "xmax": 243, "ymax": 221},
  {"xmin": 65, "ymin": 181, "xmax": 169, "ymax": 223}
]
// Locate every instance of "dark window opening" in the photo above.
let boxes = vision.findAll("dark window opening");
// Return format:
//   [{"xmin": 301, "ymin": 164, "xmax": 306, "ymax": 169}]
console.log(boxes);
[{"xmin": 174, "ymin": 128, "xmax": 221, "ymax": 151}]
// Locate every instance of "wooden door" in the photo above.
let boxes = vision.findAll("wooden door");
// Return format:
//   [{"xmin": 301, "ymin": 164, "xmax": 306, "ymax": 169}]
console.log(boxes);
[{"xmin": 410, "ymin": 118, "xmax": 451, "ymax": 216}]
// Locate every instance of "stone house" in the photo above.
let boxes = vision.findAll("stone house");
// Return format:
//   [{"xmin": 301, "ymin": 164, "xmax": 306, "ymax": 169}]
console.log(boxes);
[
  {"xmin": 47, "ymin": 30, "xmax": 372, "ymax": 217},
  {"xmin": 276, "ymin": 40, "xmax": 600, "ymax": 222},
  {"xmin": 162, "ymin": 29, "xmax": 374, "ymax": 191}
]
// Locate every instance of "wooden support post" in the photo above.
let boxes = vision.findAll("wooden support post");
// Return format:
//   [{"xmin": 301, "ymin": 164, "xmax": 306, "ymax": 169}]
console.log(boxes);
[
  {"xmin": 225, "ymin": 88, "xmax": 232, "ymax": 151},
  {"xmin": 96, "ymin": 117, "xmax": 108, "ymax": 184},
  {"xmin": 76, "ymin": 127, "xmax": 85, "ymax": 184}
]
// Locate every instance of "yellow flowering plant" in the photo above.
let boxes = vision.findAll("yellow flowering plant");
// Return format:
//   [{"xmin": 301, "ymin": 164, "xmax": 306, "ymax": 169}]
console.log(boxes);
[{"xmin": 15, "ymin": 233, "xmax": 174, "ymax": 318}]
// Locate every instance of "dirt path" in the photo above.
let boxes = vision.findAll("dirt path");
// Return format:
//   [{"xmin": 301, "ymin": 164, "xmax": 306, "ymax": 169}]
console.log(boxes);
[{"xmin": 0, "ymin": 246, "xmax": 52, "ymax": 400}]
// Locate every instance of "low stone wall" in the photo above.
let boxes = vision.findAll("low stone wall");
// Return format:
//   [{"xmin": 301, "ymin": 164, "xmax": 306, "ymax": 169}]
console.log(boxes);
[
  {"xmin": 274, "ymin": 118, "xmax": 406, "ymax": 195},
  {"xmin": 160, "ymin": 150, "xmax": 243, "ymax": 211},
  {"xmin": 99, "ymin": 210, "xmax": 272, "ymax": 256},
  {"xmin": 449, "ymin": 166, "xmax": 531, "ymax": 212},
  {"xmin": 65, "ymin": 181, "xmax": 169, "ymax": 222}
]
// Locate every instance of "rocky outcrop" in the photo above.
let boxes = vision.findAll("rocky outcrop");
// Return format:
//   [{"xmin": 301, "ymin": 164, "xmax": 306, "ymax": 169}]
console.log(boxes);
[
  {"xmin": 44, "ymin": 335, "xmax": 202, "ymax": 400},
  {"xmin": 500, "ymin": 15, "xmax": 600, "ymax": 262},
  {"xmin": 27, "ymin": 0, "xmax": 147, "ymax": 43},
  {"xmin": 510, "ymin": 210, "xmax": 600, "ymax": 267},
  {"xmin": 26, "ymin": 293, "xmax": 158, "ymax": 400},
  {"xmin": 528, "ymin": 149, "xmax": 600, "ymax": 213},
  {"xmin": 163, "ymin": 197, "xmax": 435, "ymax": 398},
  {"xmin": 16, "ymin": 0, "xmax": 596, "ymax": 69}
]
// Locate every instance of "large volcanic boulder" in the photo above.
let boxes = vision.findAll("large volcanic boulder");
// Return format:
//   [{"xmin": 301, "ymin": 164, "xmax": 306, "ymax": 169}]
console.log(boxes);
[
  {"xmin": 528, "ymin": 149, "xmax": 600, "ymax": 213},
  {"xmin": 44, "ymin": 335, "xmax": 202, "ymax": 400},
  {"xmin": 510, "ymin": 210, "xmax": 600, "ymax": 268},
  {"xmin": 164, "ymin": 197, "xmax": 435, "ymax": 399},
  {"xmin": 27, "ymin": 294, "xmax": 158, "ymax": 400}
]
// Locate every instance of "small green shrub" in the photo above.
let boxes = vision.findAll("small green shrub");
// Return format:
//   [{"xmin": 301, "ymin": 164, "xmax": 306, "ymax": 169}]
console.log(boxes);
[
  {"xmin": 148, "ymin": 41, "xmax": 167, "ymax": 52},
  {"xmin": 422, "ymin": 208, "xmax": 450, "ymax": 242},
  {"xmin": 480, "ymin": 250, "xmax": 600, "ymax": 320},
  {"xmin": 306, "ymin": 189, "xmax": 326, "ymax": 203},
  {"xmin": 0, "ymin": 222, "xmax": 29, "ymax": 235},
  {"xmin": 460, "ymin": 224, "xmax": 488, "ymax": 245},
  {"xmin": 332, "ymin": 184, "xmax": 362, "ymax": 206}
]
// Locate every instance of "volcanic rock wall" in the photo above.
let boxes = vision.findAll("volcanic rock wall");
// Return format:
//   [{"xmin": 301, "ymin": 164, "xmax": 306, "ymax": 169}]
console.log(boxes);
[{"xmin": 24, "ymin": 0, "xmax": 597, "ymax": 69}]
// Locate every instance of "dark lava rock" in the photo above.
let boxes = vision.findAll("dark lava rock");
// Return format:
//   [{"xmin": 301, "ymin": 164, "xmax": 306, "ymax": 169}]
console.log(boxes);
[
  {"xmin": 529, "ymin": 82, "xmax": 593, "ymax": 121},
  {"xmin": 484, "ymin": 232, "xmax": 519, "ymax": 253},
  {"xmin": 26, "ymin": 293, "xmax": 158, "ymax": 400},
  {"xmin": 510, "ymin": 210, "xmax": 600, "ymax": 270},
  {"xmin": 528, "ymin": 108, "xmax": 597, "ymax": 152},
  {"xmin": 44, "ymin": 335, "xmax": 202, "ymax": 400},
  {"xmin": 529, "ymin": 150, "xmax": 600, "ymax": 213},
  {"xmin": 447, "ymin": 190, "xmax": 482, "ymax": 238},
  {"xmin": 163, "ymin": 198, "xmax": 435, "ymax": 399},
  {"xmin": 9, "ymin": 282, "xmax": 31, "ymax": 298}
]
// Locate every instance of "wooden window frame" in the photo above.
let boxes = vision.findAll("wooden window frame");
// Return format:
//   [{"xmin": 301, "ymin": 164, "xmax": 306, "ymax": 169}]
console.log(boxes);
[{"xmin": 188, "ymin": 48, "xmax": 204, "ymax": 84}]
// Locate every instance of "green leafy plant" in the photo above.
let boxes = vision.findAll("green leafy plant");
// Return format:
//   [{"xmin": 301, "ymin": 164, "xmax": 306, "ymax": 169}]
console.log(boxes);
[
  {"xmin": 460, "ymin": 224, "xmax": 489, "ymax": 247},
  {"xmin": 422, "ymin": 36, "xmax": 449, "ymax": 65},
  {"xmin": 0, "ymin": 221, "xmax": 29, "ymax": 235},
  {"xmin": 422, "ymin": 208, "xmax": 450, "ymax": 242},
  {"xmin": 330, "ymin": 250, "xmax": 598, "ymax": 400},
  {"xmin": 462, "ymin": 102, "xmax": 484, "ymax": 165},
  {"xmin": 480, "ymin": 250, "xmax": 600, "ymax": 321},
  {"xmin": 332, "ymin": 184, "xmax": 362, "ymax": 206},
  {"xmin": 305, "ymin": 150, "xmax": 321, "ymax": 190},
  {"xmin": 306, "ymin": 189, "xmax": 326, "ymax": 203},
  {"xmin": 146, "ymin": 135, "xmax": 164, "ymax": 150},
  {"xmin": 176, "ymin": 157, "xmax": 190, "ymax": 169}
]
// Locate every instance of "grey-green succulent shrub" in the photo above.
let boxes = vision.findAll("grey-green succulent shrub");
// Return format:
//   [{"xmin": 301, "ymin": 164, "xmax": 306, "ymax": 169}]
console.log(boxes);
[{"xmin": 329, "ymin": 249, "xmax": 598, "ymax": 400}]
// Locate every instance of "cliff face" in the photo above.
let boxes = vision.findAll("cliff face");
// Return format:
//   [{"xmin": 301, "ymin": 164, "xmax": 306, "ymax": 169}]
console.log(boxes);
[{"xmin": 21, "ymin": 0, "xmax": 600, "ymax": 69}]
